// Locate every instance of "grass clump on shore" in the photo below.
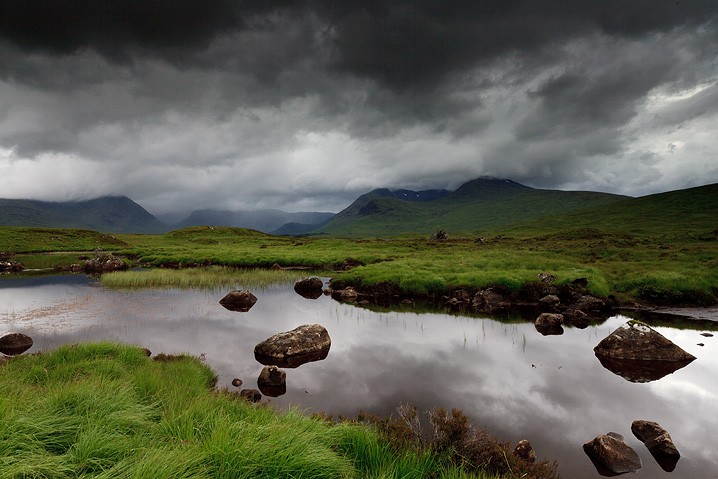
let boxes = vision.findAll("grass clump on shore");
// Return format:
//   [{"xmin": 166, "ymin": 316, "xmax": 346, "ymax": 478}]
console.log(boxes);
[
  {"xmin": 0, "ymin": 343, "xmax": 514, "ymax": 478},
  {"xmin": 101, "ymin": 266, "xmax": 308, "ymax": 290}
]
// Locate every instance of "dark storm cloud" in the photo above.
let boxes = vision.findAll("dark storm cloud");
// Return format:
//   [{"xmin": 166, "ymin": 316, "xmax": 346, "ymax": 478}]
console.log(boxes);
[
  {"xmin": 319, "ymin": 0, "xmax": 718, "ymax": 88},
  {"xmin": 0, "ymin": 0, "xmax": 289, "ymax": 58},
  {"xmin": 0, "ymin": 1, "xmax": 717, "ymax": 211}
]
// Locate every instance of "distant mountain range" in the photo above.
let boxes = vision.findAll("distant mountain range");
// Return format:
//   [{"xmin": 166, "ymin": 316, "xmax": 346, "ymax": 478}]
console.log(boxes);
[
  {"xmin": 1, "ymin": 179, "xmax": 713, "ymax": 236},
  {"xmin": 314, "ymin": 177, "xmax": 629, "ymax": 236},
  {"xmin": 0, "ymin": 196, "xmax": 166, "ymax": 234},
  {"xmin": 174, "ymin": 209, "xmax": 334, "ymax": 234}
]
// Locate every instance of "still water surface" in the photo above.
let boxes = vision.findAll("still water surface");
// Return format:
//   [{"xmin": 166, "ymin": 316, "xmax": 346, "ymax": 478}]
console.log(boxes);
[{"xmin": 1, "ymin": 275, "xmax": 716, "ymax": 478}]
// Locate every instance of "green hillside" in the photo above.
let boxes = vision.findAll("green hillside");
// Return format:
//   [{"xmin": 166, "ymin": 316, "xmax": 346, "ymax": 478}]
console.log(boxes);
[
  {"xmin": 504, "ymin": 182, "xmax": 718, "ymax": 237},
  {"xmin": 0, "ymin": 196, "xmax": 166, "ymax": 234},
  {"xmin": 316, "ymin": 178, "xmax": 627, "ymax": 236}
]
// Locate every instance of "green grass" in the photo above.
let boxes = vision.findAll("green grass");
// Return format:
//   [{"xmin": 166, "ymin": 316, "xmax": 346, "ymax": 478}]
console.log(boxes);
[
  {"xmin": 2, "ymin": 223, "xmax": 716, "ymax": 305},
  {"xmin": 0, "ymin": 343, "xmax": 507, "ymax": 478},
  {"xmin": 0, "ymin": 227, "xmax": 126, "ymax": 253},
  {"xmin": 101, "ymin": 267, "xmax": 308, "ymax": 289},
  {"xmin": 316, "ymin": 179, "xmax": 625, "ymax": 237}
]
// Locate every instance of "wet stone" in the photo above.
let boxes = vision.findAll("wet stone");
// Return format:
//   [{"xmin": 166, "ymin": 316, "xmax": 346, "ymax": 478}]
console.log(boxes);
[
  {"xmin": 219, "ymin": 290, "xmax": 258, "ymax": 312},
  {"xmin": 583, "ymin": 433, "xmax": 642, "ymax": 476},
  {"xmin": 254, "ymin": 324, "xmax": 331, "ymax": 368},
  {"xmin": 632, "ymin": 420, "xmax": 680, "ymax": 472},
  {"xmin": 0, "ymin": 333, "xmax": 33, "ymax": 356}
]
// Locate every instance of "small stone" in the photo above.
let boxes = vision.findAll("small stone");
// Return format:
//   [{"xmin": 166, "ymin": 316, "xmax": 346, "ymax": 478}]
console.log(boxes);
[
  {"xmin": 231, "ymin": 378, "xmax": 243, "ymax": 387},
  {"xmin": 258, "ymin": 366, "xmax": 286, "ymax": 388},
  {"xmin": 538, "ymin": 294, "xmax": 560, "ymax": 308},
  {"xmin": 535, "ymin": 313, "xmax": 563, "ymax": 328},
  {"xmin": 239, "ymin": 389, "xmax": 262, "ymax": 403},
  {"xmin": 700, "ymin": 332, "xmax": 714, "ymax": 337},
  {"xmin": 512, "ymin": 439, "xmax": 536, "ymax": 463},
  {"xmin": 631, "ymin": 420, "xmax": 680, "ymax": 472},
  {"xmin": 0, "ymin": 333, "xmax": 33, "ymax": 356},
  {"xmin": 219, "ymin": 290, "xmax": 258, "ymax": 312},
  {"xmin": 583, "ymin": 433, "xmax": 642, "ymax": 475}
]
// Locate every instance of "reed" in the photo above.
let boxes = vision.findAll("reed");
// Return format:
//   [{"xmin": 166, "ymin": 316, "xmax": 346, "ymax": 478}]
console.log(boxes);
[{"xmin": 101, "ymin": 267, "xmax": 308, "ymax": 290}]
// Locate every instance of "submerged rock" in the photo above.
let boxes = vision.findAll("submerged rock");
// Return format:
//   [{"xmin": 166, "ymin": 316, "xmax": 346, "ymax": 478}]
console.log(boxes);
[
  {"xmin": 0, "ymin": 333, "xmax": 33, "ymax": 356},
  {"xmin": 293, "ymin": 277, "xmax": 324, "ymax": 299},
  {"xmin": 631, "ymin": 420, "xmax": 680, "ymax": 472},
  {"xmin": 219, "ymin": 290, "xmax": 258, "ymax": 312},
  {"xmin": 239, "ymin": 389, "xmax": 262, "ymax": 403},
  {"xmin": 583, "ymin": 432, "xmax": 642, "ymax": 476},
  {"xmin": 254, "ymin": 324, "xmax": 331, "ymax": 368},
  {"xmin": 594, "ymin": 320, "xmax": 696, "ymax": 362},
  {"xmin": 257, "ymin": 366, "xmax": 287, "ymax": 397}
]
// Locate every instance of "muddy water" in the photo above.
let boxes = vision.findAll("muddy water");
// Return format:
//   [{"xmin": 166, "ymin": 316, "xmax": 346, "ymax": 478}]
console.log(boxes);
[{"xmin": 1, "ymin": 275, "xmax": 717, "ymax": 478}]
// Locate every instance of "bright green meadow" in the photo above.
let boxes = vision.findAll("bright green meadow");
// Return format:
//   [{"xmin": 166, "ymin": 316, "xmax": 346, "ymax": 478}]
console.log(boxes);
[
  {"xmin": 1, "ymin": 223, "xmax": 716, "ymax": 304},
  {"xmin": 0, "ymin": 342, "xmax": 512, "ymax": 479}
]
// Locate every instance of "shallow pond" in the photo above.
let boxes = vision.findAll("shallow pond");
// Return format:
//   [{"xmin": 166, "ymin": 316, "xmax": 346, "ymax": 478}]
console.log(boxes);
[{"xmin": 1, "ymin": 275, "xmax": 716, "ymax": 478}]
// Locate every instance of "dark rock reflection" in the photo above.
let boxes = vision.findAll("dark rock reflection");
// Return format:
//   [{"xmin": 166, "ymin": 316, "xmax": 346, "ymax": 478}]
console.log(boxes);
[{"xmin": 596, "ymin": 356, "xmax": 695, "ymax": 383}]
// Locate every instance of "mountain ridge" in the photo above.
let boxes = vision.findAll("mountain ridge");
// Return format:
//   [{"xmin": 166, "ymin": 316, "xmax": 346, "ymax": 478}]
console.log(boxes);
[
  {"xmin": 0, "ymin": 196, "xmax": 166, "ymax": 234},
  {"xmin": 314, "ymin": 177, "xmax": 630, "ymax": 236}
]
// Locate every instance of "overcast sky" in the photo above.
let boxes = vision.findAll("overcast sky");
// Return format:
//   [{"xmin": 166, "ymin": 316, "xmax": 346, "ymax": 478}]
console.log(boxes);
[{"xmin": 1, "ymin": 1, "xmax": 717, "ymax": 214}]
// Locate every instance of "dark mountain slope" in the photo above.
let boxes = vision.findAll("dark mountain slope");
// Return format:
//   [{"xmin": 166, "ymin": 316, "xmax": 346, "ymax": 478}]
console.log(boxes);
[
  {"xmin": 315, "ymin": 178, "xmax": 628, "ymax": 236},
  {"xmin": 505, "ymin": 182, "xmax": 718, "ymax": 237},
  {"xmin": 175, "ymin": 209, "xmax": 334, "ymax": 233},
  {"xmin": 0, "ymin": 196, "xmax": 166, "ymax": 233}
]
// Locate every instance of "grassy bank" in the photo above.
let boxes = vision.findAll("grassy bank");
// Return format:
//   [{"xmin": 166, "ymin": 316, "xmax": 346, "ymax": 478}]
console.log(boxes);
[
  {"xmin": 2, "ymin": 225, "xmax": 716, "ymax": 305},
  {"xmin": 115, "ymin": 227, "xmax": 716, "ymax": 304},
  {"xmin": 0, "ymin": 343, "xmax": 530, "ymax": 478}
]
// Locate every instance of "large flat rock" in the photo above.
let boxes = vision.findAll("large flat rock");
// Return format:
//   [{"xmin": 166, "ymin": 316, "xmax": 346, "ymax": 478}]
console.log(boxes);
[
  {"xmin": 254, "ymin": 324, "xmax": 331, "ymax": 368},
  {"xmin": 594, "ymin": 320, "xmax": 696, "ymax": 362}
]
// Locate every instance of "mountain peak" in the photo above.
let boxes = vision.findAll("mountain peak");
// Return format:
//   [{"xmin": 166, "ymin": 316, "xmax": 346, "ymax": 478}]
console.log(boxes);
[{"xmin": 450, "ymin": 177, "xmax": 532, "ymax": 199}]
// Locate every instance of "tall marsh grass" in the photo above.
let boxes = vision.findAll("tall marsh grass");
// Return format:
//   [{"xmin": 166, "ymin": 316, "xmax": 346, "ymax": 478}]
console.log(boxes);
[
  {"xmin": 0, "ymin": 343, "xmax": 508, "ymax": 478},
  {"xmin": 101, "ymin": 267, "xmax": 308, "ymax": 290}
]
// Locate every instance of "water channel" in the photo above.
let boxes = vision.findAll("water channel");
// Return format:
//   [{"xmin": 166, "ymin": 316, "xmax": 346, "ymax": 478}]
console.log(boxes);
[{"xmin": 1, "ymin": 274, "xmax": 716, "ymax": 478}]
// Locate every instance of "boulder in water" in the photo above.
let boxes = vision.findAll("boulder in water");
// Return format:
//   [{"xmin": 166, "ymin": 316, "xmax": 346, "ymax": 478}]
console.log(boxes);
[
  {"xmin": 219, "ymin": 290, "xmax": 258, "ymax": 312},
  {"xmin": 254, "ymin": 324, "xmax": 331, "ymax": 368},
  {"xmin": 583, "ymin": 432, "xmax": 642, "ymax": 475},
  {"xmin": 0, "ymin": 333, "xmax": 33, "ymax": 356}
]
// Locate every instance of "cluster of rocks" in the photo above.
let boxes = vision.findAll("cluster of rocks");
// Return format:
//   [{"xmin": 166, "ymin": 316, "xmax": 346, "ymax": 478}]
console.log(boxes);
[
  {"xmin": 437, "ymin": 276, "xmax": 609, "ymax": 330},
  {"xmin": 0, "ymin": 260, "xmax": 24, "ymax": 273},
  {"xmin": 218, "ymin": 283, "xmax": 332, "ymax": 405},
  {"xmin": 583, "ymin": 320, "xmax": 688, "ymax": 474},
  {"xmin": 584, "ymin": 420, "xmax": 681, "ymax": 474},
  {"xmin": 230, "ymin": 323, "xmax": 331, "ymax": 404},
  {"xmin": 68, "ymin": 253, "xmax": 129, "ymax": 274}
]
